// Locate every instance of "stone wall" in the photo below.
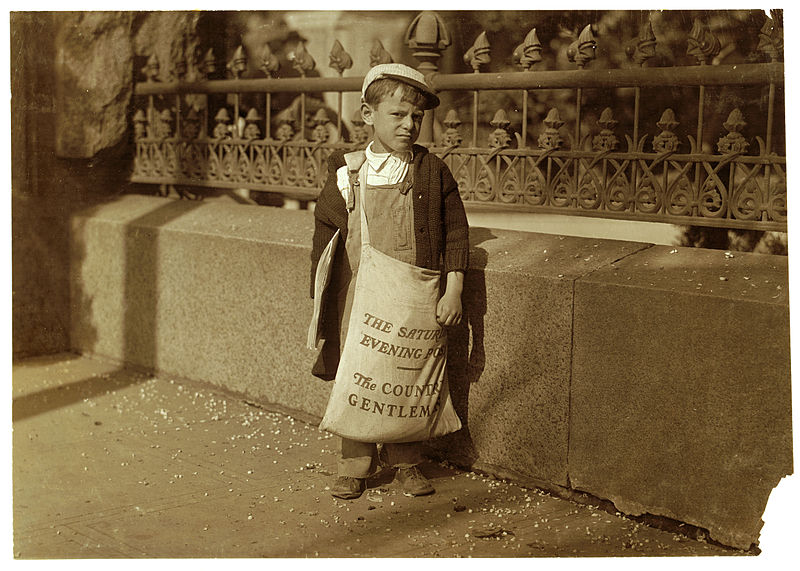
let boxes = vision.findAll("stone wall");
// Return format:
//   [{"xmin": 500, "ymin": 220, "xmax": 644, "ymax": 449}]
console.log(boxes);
[
  {"xmin": 69, "ymin": 194, "xmax": 791, "ymax": 550},
  {"xmin": 569, "ymin": 246, "xmax": 792, "ymax": 549},
  {"xmin": 11, "ymin": 11, "xmax": 200, "ymax": 357}
]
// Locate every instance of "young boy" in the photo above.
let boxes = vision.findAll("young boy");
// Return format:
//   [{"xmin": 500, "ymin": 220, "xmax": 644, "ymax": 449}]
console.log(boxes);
[{"xmin": 310, "ymin": 63, "xmax": 469, "ymax": 499}]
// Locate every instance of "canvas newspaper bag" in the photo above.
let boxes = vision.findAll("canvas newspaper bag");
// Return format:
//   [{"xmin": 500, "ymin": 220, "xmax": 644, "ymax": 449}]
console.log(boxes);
[{"xmin": 310, "ymin": 153, "xmax": 461, "ymax": 443}]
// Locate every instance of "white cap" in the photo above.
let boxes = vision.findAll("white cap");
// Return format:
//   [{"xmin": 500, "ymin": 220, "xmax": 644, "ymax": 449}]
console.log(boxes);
[{"xmin": 361, "ymin": 63, "xmax": 440, "ymax": 110}]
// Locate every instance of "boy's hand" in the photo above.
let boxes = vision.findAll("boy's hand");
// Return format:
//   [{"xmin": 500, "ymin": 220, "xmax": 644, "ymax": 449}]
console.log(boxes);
[
  {"xmin": 436, "ymin": 292, "xmax": 462, "ymax": 326},
  {"xmin": 436, "ymin": 270, "xmax": 465, "ymax": 326}
]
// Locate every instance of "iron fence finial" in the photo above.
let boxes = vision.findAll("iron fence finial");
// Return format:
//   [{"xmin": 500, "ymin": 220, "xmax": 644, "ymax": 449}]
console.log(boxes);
[
  {"xmin": 538, "ymin": 108, "xmax": 565, "ymax": 150},
  {"xmin": 441, "ymin": 109, "xmax": 463, "ymax": 147},
  {"xmin": 370, "ymin": 40, "xmax": 394, "ymax": 68},
  {"xmin": 687, "ymin": 19, "xmax": 720, "ymax": 65},
  {"xmin": 405, "ymin": 11, "xmax": 451, "ymax": 73},
  {"xmin": 290, "ymin": 41, "xmax": 316, "ymax": 77},
  {"xmin": 593, "ymin": 107, "xmax": 619, "ymax": 152},
  {"xmin": 464, "ymin": 31, "xmax": 490, "ymax": 72},
  {"xmin": 717, "ymin": 108, "xmax": 749, "ymax": 154},
  {"xmin": 260, "ymin": 45, "xmax": 280, "ymax": 77},
  {"xmin": 514, "ymin": 28, "xmax": 542, "ymax": 71},
  {"xmin": 329, "ymin": 40, "xmax": 353, "ymax": 76},
  {"xmin": 567, "ymin": 25, "xmax": 597, "ymax": 69},
  {"xmin": 201, "ymin": 48, "xmax": 217, "ymax": 78},
  {"xmin": 758, "ymin": 15, "xmax": 783, "ymax": 62},
  {"xmin": 653, "ymin": 108, "xmax": 680, "ymax": 152},
  {"xmin": 489, "ymin": 109, "xmax": 512, "ymax": 149},
  {"xmin": 625, "ymin": 21, "xmax": 656, "ymax": 67},
  {"xmin": 227, "ymin": 45, "xmax": 248, "ymax": 79}
]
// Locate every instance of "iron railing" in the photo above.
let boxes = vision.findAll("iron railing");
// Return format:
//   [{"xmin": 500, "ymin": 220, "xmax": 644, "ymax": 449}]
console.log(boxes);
[{"xmin": 131, "ymin": 11, "xmax": 786, "ymax": 231}]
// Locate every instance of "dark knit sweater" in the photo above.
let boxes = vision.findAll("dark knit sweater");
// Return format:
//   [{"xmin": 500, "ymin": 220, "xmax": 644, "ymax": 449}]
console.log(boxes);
[{"xmin": 309, "ymin": 144, "xmax": 469, "ymax": 380}]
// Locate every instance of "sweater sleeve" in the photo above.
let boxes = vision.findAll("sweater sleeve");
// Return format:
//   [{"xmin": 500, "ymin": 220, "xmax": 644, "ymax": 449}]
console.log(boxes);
[
  {"xmin": 440, "ymin": 161, "xmax": 470, "ymax": 274},
  {"xmin": 310, "ymin": 152, "xmax": 347, "ymax": 298}
]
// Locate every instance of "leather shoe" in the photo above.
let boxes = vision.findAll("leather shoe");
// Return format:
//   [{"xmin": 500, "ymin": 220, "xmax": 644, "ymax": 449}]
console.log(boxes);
[
  {"xmin": 395, "ymin": 466, "xmax": 434, "ymax": 497},
  {"xmin": 330, "ymin": 476, "xmax": 366, "ymax": 499}
]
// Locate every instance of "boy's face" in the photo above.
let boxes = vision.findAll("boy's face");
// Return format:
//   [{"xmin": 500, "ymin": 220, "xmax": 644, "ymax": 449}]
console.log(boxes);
[{"xmin": 361, "ymin": 87, "xmax": 424, "ymax": 153}]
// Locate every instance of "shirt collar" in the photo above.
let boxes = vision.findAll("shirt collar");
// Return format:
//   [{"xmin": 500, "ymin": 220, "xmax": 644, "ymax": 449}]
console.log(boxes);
[{"xmin": 365, "ymin": 142, "xmax": 412, "ymax": 172}]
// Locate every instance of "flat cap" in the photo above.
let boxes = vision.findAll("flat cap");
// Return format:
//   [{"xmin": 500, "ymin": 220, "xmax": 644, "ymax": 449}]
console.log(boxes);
[{"xmin": 361, "ymin": 63, "xmax": 439, "ymax": 110}]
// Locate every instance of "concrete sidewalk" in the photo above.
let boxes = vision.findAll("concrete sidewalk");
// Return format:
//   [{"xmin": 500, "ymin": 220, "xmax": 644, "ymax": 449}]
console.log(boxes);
[{"xmin": 12, "ymin": 353, "xmax": 744, "ymax": 558}]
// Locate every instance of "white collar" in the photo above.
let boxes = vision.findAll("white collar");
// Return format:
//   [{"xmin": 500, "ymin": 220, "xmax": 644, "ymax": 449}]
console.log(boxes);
[{"xmin": 365, "ymin": 142, "xmax": 412, "ymax": 172}]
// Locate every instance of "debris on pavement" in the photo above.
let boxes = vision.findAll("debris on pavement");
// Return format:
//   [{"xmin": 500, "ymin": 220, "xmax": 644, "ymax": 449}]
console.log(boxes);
[{"xmin": 13, "ymin": 355, "xmax": 749, "ymax": 559}]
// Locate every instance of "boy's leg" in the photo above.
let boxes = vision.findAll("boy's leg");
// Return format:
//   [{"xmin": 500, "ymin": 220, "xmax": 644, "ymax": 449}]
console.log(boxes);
[
  {"xmin": 338, "ymin": 438, "xmax": 378, "ymax": 477},
  {"xmin": 384, "ymin": 442, "xmax": 434, "ymax": 497},
  {"xmin": 332, "ymin": 438, "xmax": 377, "ymax": 499},
  {"xmin": 382, "ymin": 441, "xmax": 424, "ymax": 468}
]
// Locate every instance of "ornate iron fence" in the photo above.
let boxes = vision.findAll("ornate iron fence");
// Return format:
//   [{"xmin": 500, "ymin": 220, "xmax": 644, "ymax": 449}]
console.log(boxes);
[{"xmin": 131, "ymin": 11, "xmax": 786, "ymax": 231}]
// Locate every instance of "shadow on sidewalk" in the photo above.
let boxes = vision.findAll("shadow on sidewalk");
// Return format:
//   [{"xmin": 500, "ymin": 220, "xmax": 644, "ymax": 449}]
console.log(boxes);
[{"xmin": 12, "ymin": 367, "xmax": 150, "ymax": 422}]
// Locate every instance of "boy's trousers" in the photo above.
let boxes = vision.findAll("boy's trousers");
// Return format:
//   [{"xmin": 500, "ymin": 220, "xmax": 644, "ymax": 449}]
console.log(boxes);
[{"xmin": 338, "ymin": 438, "xmax": 423, "ymax": 478}]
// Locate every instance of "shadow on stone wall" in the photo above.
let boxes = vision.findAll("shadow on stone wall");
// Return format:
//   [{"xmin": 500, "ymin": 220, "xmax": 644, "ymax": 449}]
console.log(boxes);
[
  {"xmin": 15, "ymin": 197, "xmax": 204, "ymax": 421},
  {"xmin": 70, "ymin": 197, "xmax": 205, "ymax": 365},
  {"xmin": 121, "ymin": 200, "xmax": 205, "ymax": 369},
  {"xmin": 12, "ymin": 147, "xmax": 136, "ymax": 359},
  {"xmin": 429, "ymin": 227, "xmax": 495, "ymax": 466}
]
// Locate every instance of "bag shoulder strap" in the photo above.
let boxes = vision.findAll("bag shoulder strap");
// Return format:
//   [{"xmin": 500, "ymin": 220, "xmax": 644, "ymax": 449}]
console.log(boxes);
[
  {"xmin": 343, "ymin": 150, "xmax": 366, "ymax": 172},
  {"xmin": 342, "ymin": 151, "xmax": 367, "ymax": 211}
]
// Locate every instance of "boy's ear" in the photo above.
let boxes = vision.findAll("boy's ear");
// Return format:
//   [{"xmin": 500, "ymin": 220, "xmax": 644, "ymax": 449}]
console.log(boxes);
[{"xmin": 360, "ymin": 102, "xmax": 374, "ymax": 126}]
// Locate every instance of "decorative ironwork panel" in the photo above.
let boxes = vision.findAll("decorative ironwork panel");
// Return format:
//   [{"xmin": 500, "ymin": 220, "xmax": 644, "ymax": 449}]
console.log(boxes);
[
  {"xmin": 433, "ymin": 147, "xmax": 786, "ymax": 229},
  {"xmin": 131, "ymin": 10, "xmax": 786, "ymax": 231},
  {"xmin": 133, "ymin": 137, "xmax": 338, "ymax": 197}
]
